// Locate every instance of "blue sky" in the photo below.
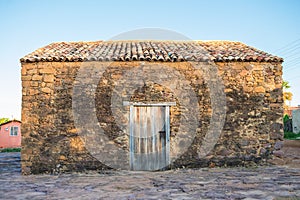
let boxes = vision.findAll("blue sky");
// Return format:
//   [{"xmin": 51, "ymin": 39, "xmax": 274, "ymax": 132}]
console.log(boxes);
[{"xmin": 0, "ymin": 0, "xmax": 300, "ymax": 120}]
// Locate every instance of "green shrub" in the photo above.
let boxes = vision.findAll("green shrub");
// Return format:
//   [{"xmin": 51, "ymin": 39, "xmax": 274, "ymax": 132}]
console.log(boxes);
[
  {"xmin": 284, "ymin": 131, "xmax": 300, "ymax": 140},
  {"xmin": 0, "ymin": 148, "xmax": 21, "ymax": 153},
  {"xmin": 283, "ymin": 114, "xmax": 290, "ymax": 123}
]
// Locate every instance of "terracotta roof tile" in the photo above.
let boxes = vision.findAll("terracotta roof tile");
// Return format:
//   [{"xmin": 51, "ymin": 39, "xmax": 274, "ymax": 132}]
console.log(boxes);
[{"xmin": 20, "ymin": 40, "xmax": 283, "ymax": 63}]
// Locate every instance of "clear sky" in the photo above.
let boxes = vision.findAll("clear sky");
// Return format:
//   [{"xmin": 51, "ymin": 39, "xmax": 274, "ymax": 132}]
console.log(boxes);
[{"xmin": 0, "ymin": 0, "xmax": 300, "ymax": 120}]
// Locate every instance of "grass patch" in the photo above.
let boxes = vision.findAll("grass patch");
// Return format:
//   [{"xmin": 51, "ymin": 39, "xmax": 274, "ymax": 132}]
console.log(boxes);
[
  {"xmin": 0, "ymin": 148, "xmax": 21, "ymax": 153},
  {"xmin": 284, "ymin": 131, "xmax": 300, "ymax": 140}
]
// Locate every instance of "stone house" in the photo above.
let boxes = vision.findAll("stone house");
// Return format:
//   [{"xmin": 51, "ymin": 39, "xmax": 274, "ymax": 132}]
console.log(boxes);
[
  {"xmin": 0, "ymin": 120, "xmax": 21, "ymax": 149},
  {"xmin": 20, "ymin": 40, "xmax": 283, "ymax": 174}
]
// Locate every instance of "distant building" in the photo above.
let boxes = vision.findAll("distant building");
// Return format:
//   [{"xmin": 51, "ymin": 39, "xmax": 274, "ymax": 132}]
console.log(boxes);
[
  {"xmin": 284, "ymin": 106, "xmax": 300, "ymax": 117},
  {"xmin": 0, "ymin": 120, "xmax": 21, "ymax": 148},
  {"xmin": 292, "ymin": 109, "xmax": 300, "ymax": 134}
]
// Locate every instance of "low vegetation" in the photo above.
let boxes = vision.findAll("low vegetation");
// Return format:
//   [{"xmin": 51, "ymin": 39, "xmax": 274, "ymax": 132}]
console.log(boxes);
[
  {"xmin": 284, "ymin": 131, "xmax": 300, "ymax": 140},
  {"xmin": 283, "ymin": 114, "xmax": 300, "ymax": 140},
  {"xmin": 0, "ymin": 148, "xmax": 21, "ymax": 153}
]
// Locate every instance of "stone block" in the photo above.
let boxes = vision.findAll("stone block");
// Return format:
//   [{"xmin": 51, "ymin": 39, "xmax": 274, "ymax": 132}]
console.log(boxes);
[
  {"xmin": 31, "ymin": 81, "xmax": 39, "ymax": 87},
  {"xmin": 21, "ymin": 76, "xmax": 32, "ymax": 81},
  {"xmin": 39, "ymin": 67, "xmax": 55, "ymax": 74},
  {"xmin": 273, "ymin": 150, "xmax": 284, "ymax": 158},
  {"xmin": 22, "ymin": 81, "xmax": 31, "ymax": 87},
  {"xmin": 254, "ymin": 86, "xmax": 265, "ymax": 93},
  {"xmin": 43, "ymin": 75, "xmax": 55, "ymax": 83},
  {"xmin": 41, "ymin": 87, "xmax": 52, "ymax": 94},
  {"xmin": 274, "ymin": 141, "xmax": 283, "ymax": 150},
  {"xmin": 32, "ymin": 75, "xmax": 42, "ymax": 81}
]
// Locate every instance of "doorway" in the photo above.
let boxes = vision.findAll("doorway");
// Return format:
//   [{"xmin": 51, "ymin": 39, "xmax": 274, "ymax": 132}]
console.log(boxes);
[{"xmin": 125, "ymin": 102, "xmax": 175, "ymax": 171}]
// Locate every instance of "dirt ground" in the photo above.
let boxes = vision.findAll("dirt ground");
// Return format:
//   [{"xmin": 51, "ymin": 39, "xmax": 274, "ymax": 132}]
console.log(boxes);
[
  {"xmin": 0, "ymin": 140, "xmax": 299, "ymax": 199},
  {"xmin": 270, "ymin": 139, "xmax": 300, "ymax": 168}
]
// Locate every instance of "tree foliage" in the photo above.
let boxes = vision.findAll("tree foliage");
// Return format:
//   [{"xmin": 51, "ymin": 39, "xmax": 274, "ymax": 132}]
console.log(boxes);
[
  {"xmin": 283, "ymin": 114, "xmax": 290, "ymax": 123},
  {"xmin": 282, "ymin": 80, "xmax": 293, "ymax": 110},
  {"xmin": 282, "ymin": 80, "xmax": 291, "ymax": 90},
  {"xmin": 283, "ymin": 91, "xmax": 293, "ymax": 102},
  {"xmin": 0, "ymin": 118, "xmax": 10, "ymax": 125}
]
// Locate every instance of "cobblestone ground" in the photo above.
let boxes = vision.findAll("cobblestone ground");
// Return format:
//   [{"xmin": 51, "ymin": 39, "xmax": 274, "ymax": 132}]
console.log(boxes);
[{"xmin": 0, "ymin": 152, "xmax": 300, "ymax": 199}]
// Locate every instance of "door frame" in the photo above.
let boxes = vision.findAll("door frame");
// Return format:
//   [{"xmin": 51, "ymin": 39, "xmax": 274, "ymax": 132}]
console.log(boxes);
[{"xmin": 123, "ymin": 101, "xmax": 176, "ymax": 170}]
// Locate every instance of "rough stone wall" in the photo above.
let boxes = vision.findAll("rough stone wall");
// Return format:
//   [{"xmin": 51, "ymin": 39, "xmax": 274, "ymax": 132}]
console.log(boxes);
[
  {"xmin": 21, "ymin": 61, "xmax": 283, "ymax": 174},
  {"xmin": 210, "ymin": 62, "xmax": 283, "ymax": 167}
]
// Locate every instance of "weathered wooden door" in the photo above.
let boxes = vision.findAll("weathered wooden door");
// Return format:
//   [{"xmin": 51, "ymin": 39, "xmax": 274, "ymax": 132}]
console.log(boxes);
[{"xmin": 129, "ymin": 104, "xmax": 171, "ymax": 171}]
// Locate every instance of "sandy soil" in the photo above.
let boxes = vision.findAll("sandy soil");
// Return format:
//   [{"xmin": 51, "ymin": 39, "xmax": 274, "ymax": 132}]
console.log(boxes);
[{"xmin": 270, "ymin": 139, "xmax": 300, "ymax": 168}]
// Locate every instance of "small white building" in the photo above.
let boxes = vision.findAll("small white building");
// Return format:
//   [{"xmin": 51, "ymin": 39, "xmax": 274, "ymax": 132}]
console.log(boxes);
[{"xmin": 292, "ymin": 109, "xmax": 300, "ymax": 134}]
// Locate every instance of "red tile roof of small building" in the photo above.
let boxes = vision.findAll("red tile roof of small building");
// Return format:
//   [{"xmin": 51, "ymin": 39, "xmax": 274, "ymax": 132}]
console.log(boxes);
[
  {"xmin": 20, "ymin": 40, "xmax": 283, "ymax": 63},
  {"xmin": 0, "ymin": 120, "xmax": 21, "ymax": 127}
]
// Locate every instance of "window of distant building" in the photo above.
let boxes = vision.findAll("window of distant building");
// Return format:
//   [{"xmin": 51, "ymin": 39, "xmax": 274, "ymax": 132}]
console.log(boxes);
[{"xmin": 10, "ymin": 126, "xmax": 18, "ymax": 136}]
